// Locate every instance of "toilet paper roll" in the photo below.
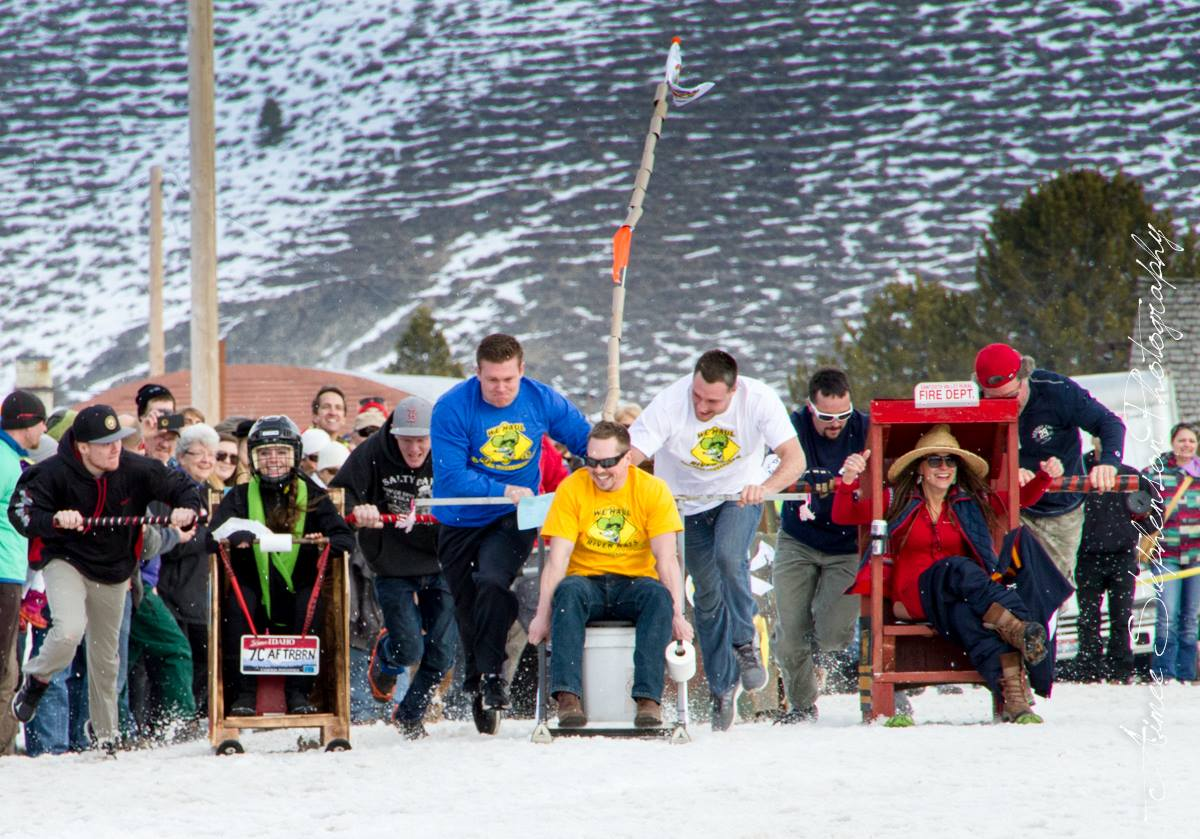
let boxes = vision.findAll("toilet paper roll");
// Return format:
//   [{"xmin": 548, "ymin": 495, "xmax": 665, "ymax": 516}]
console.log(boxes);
[
  {"xmin": 258, "ymin": 532, "xmax": 293, "ymax": 552},
  {"xmin": 665, "ymin": 640, "xmax": 697, "ymax": 683}
]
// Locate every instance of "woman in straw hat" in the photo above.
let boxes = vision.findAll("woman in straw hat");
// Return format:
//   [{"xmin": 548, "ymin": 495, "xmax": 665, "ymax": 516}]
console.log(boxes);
[{"xmin": 833, "ymin": 424, "xmax": 1063, "ymax": 724}]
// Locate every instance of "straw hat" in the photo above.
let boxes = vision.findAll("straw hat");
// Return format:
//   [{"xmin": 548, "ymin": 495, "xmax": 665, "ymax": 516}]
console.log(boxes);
[{"xmin": 886, "ymin": 424, "xmax": 989, "ymax": 482}]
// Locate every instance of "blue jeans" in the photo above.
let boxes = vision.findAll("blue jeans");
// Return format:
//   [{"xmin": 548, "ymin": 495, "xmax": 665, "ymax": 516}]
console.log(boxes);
[
  {"xmin": 549, "ymin": 574, "xmax": 674, "ymax": 701},
  {"xmin": 1152, "ymin": 568, "xmax": 1200, "ymax": 681},
  {"xmin": 21, "ymin": 619, "xmax": 90, "ymax": 755},
  {"xmin": 685, "ymin": 501, "xmax": 762, "ymax": 694},
  {"xmin": 374, "ymin": 574, "xmax": 459, "ymax": 723}
]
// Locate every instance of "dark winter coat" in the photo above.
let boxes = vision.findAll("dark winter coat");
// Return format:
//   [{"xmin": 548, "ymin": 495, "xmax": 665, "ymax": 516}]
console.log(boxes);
[
  {"xmin": 1018, "ymin": 370, "xmax": 1125, "ymax": 518},
  {"xmin": 208, "ymin": 474, "xmax": 354, "ymax": 616},
  {"xmin": 1078, "ymin": 454, "xmax": 1150, "ymax": 555},
  {"xmin": 7, "ymin": 430, "xmax": 204, "ymax": 584},
  {"xmin": 780, "ymin": 406, "xmax": 869, "ymax": 555},
  {"xmin": 329, "ymin": 411, "xmax": 439, "ymax": 578},
  {"xmin": 157, "ymin": 472, "xmax": 217, "ymax": 625}
]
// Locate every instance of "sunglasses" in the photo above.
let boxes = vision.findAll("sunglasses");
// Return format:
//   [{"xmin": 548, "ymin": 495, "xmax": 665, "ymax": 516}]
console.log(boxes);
[
  {"xmin": 807, "ymin": 401, "xmax": 854, "ymax": 423},
  {"xmin": 215, "ymin": 452, "xmax": 237, "ymax": 464},
  {"xmin": 357, "ymin": 427, "xmax": 379, "ymax": 438},
  {"xmin": 584, "ymin": 453, "xmax": 625, "ymax": 469},
  {"xmin": 924, "ymin": 455, "xmax": 958, "ymax": 468},
  {"xmin": 304, "ymin": 454, "xmax": 320, "ymax": 462}
]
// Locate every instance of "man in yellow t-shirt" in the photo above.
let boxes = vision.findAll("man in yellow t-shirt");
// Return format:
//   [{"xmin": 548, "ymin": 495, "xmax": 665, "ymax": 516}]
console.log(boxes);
[{"xmin": 528, "ymin": 421, "xmax": 693, "ymax": 728}]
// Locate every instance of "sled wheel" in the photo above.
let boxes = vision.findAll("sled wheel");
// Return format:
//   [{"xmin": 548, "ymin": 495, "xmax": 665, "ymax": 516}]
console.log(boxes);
[
  {"xmin": 472, "ymin": 693, "xmax": 502, "ymax": 736},
  {"xmin": 215, "ymin": 739, "xmax": 244, "ymax": 756},
  {"xmin": 325, "ymin": 738, "xmax": 352, "ymax": 752}
]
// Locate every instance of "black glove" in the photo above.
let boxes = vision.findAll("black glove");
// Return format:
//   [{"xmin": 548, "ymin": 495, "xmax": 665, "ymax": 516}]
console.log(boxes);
[{"xmin": 225, "ymin": 530, "xmax": 257, "ymax": 548}]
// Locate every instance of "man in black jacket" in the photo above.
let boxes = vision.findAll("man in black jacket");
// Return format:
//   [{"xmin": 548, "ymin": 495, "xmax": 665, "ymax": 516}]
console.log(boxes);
[
  {"xmin": 7, "ymin": 405, "xmax": 202, "ymax": 752},
  {"xmin": 1074, "ymin": 440, "xmax": 1149, "ymax": 683},
  {"xmin": 331, "ymin": 396, "xmax": 458, "ymax": 739}
]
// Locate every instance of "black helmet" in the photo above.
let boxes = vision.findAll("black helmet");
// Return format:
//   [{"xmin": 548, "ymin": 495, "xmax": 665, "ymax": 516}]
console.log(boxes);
[{"xmin": 247, "ymin": 415, "xmax": 302, "ymax": 488}]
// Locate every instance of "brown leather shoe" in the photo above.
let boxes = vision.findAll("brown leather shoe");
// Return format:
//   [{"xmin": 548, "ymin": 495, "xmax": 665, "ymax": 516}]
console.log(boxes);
[
  {"xmin": 634, "ymin": 698, "xmax": 662, "ymax": 728},
  {"xmin": 555, "ymin": 692, "xmax": 587, "ymax": 727}
]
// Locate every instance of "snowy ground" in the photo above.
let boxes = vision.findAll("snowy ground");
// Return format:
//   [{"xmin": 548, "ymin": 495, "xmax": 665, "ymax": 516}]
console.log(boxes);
[{"xmin": 1, "ymin": 682, "xmax": 1192, "ymax": 838}]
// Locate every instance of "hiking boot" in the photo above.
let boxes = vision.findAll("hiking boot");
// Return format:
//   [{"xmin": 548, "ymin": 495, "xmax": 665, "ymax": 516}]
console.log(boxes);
[
  {"xmin": 228, "ymin": 691, "xmax": 257, "ymax": 717},
  {"xmin": 287, "ymin": 690, "xmax": 318, "ymax": 715},
  {"xmin": 367, "ymin": 629, "xmax": 398, "ymax": 702},
  {"xmin": 11, "ymin": 674, "xmax": 50, "ymax": 723},
  {"xmin": 982, "ymin": 603, "xmax": 1048, "ymax": 666},
  {"xmin": 773, "ymin": 705, "xmax": 818, "ymax": 725},
  {"xmin": 396, "ymin": 718, "xmax": 427, "ymax": 740},
  {"xmin": 555, "ymin": 692, "xmax": 587, "ymax": 728},
  {"xmin": 711, "ymin": 684, "xmax": 738, "ymax": 732},
  {"xmin": 998, "ymin": 652, "xmax": 1043, "ymax": 724},
  {"xmin": 634, "ymin": 698, "xmax": 662, "ymax": 728},
  {"xmin": 733, "ymin": 640, "xmax": 767, "ymax": 692},
  {"xmin": 480, "ymin": 674, "xmax": 512, "ymax": 711},
  {"xmin": 471, "ymin": 692, "xmax": 502, "ymax": 735}
]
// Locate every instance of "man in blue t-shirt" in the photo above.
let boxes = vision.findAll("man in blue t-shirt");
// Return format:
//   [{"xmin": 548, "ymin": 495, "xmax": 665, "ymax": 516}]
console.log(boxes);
[
  {"xmin": 431, "ymin": 334, "xmax": 589, "ymax": 731},
  {"xmin": 772, "ymin": 370, "xmax": 868, "ymax": 723},
  {"xmin": 975, "ymin": 343, "xmax": 1125, "ymax": 584}
]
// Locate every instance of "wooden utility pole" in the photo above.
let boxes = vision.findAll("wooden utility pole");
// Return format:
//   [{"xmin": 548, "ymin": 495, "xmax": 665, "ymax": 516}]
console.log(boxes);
[
  {"xmin": 148, "ymin": 165, "xmax": 165, "ymax": 377},
  {"xmin": 188, "ymin": 0, "xmax": 220, "ymax": 420}
]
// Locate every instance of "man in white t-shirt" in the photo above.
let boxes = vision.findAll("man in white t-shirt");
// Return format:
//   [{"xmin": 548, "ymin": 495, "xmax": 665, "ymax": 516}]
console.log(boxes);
[{"xmin": 629, "ymin": 350, "xmax": 804, "ymax": 730}]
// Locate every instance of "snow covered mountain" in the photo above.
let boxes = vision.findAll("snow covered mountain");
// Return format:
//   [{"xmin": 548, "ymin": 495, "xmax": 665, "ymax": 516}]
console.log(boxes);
[{"xmin": 3, "ymin": 0, "xmax": 1198, "ymax": 409}]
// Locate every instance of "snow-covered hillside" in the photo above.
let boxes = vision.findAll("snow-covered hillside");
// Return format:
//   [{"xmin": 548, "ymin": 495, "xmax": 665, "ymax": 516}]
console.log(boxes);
[
  {"xmin": 0, "ymin": 684, "xmax": 1191, "ymax": 837},
  {"xmin": 2, "ymin": 1, "xmax": 1198, "ymax": 406}
]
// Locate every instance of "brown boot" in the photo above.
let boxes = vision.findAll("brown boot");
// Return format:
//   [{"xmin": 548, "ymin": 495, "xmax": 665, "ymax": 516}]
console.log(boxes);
[
  {"xmin": 634, "ymin": 698, "xmax": 663, "ymax": 729},
  {"xmin": 982, "ymin": 603, "xmax": 1047, "ymax": 665},
  {"xmin": 554, "ymin": 692, "xmax": 587, "ymax": 728},
  {"xmin": 998, "ymin": 652, "xmax": 1043, "ymax": 724}
]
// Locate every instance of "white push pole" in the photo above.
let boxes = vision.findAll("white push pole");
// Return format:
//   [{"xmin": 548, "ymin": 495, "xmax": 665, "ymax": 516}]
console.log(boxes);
[{"xmin": 188, "ymin": 0, "xmax": 220, "ymax": 420}]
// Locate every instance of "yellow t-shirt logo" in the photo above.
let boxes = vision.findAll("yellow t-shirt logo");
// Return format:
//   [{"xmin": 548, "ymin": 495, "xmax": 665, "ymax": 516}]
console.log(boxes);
[
  {"xmin": 477, "ymin": 422, "xmax": 534, "ymax": 471},
  {"xmin": 586, "ymin": 509, "xmax": 637, "ymax": 549},
  {"xmin": 690, "ymin": 426, "xmax": 740, "ymax": 469}
]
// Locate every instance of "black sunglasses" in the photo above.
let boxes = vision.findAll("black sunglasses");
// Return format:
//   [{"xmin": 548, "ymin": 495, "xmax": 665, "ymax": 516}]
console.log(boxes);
[
  {"xmin": 584, "ymin": 453, "xmax": 625, "ymax": 469},
  {"xmin": 357, "ymin": 427, "xmax": 379, "ymax": 438},
  {"xmin": 215, "ymin": 452, "xmax": 237, "ymax": 463},
  {"xmin": 807, "ymin": 400, "xmax": 854, "ymax": 423},
  {"xmin": 924, "ymin": 455, "xmax": 958, "ymax": 468}
]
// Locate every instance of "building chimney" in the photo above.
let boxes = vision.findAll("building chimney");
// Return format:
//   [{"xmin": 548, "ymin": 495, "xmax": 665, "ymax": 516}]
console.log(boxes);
[{"xmin": 14, "ymin": 355, "xmax": 54, "ymax": 413}]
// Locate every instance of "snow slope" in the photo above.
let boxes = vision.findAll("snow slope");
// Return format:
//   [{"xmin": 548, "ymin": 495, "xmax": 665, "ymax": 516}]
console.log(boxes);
[
  {"xmin": 0, "ymin": 683, "xmax": 1191, "ymax": 838},
  {"xmin": 2, "ymin": 1, "xmax": 1199, "ymax": 406}
]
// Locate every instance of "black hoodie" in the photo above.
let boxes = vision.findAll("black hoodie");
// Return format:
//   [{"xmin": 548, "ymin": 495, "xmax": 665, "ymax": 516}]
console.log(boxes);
[
  {"xmin": 330, "ymin": 411, "xmax": 439, "ymax": 577},
  {"xmin": 7, "ymin": 429, "xmax": 204, "ymax": 584}
]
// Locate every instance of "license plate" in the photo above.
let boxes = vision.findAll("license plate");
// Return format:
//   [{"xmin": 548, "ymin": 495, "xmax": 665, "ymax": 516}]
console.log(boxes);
[{"xmin": 240, "ymin": 635, "xmax": 320, "ymax": 676}]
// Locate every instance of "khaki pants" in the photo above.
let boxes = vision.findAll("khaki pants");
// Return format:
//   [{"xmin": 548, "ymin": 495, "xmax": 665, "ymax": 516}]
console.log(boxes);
[
  {"xmin": 0, "ymin": 583, "xmax": 21, "ymax": 754},
  {"xmin": 23, "ymin": 560, "xmax": 128, "ymax": 742},
  {"xmin": 771, "ymin": 531, "xmax": 859, "ymax": 711},
  {"xmin": 1021, "ymin": 505, "xmax": 1085, "ymax": 586}
]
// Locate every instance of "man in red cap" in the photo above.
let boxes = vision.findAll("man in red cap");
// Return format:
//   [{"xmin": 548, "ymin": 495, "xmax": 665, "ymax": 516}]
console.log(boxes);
[{"xmin": 974, "ymin": 343, "xmax": 1124, "ymax": 584}]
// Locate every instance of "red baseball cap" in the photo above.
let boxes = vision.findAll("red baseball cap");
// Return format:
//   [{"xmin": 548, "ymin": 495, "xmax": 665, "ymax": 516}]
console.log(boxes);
[{"xmin": 975, "ymin": 343, "xmax": 1021, "ymax": 388}]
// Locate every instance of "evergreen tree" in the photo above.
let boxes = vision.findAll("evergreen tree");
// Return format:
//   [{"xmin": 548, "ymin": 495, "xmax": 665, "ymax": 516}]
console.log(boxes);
[
  {"xmin": 258, "ymin": 98, "xmax": 285, "ymax": 146},
  {"xmin": 972, "ymin": 169, "xmax": 1176, "ymax": 374},
  {"xmin": 385, "ymin": 306, "xmax": 465, "ymax": 377}
]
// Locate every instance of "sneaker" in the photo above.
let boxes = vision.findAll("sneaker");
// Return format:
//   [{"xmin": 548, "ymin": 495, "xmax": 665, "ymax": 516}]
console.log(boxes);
[
  {"xmin": 11, "ymin": 674, "xmax": 50, "ymax": 723},
  {"xmin": 97, "ymin": 737, "xmax": 120, "ymax": 758},
  {"xmin": 367, "ymin": 629, "xmax": 398, "ymax": 702},
  {"xmin": 396, "ymin": 718, "xmax": 427, "ymax": 740},
  {"xmin": 555, "ymin": 692, "xmax": 587, "ymax": 728},
  {"xmin": 711, "ymin": 684, "xmax": 738, "ymax": 732},
  {"xmin": 228, "ymin": 691, "xmax": 257, "ymax": 717},
  {"xmin": 287, "ymin": 691, "xmax": 318, "ymax": 715},
  {"xmin": 634, "ymin": 698, "xmax": 662, "ymax": 729},
  {"xmin": 773, "ymin": 705, "xmax": 818, "ymax": 725},
  {"xmin": 480, "ymin": 674, "xmax": 512, "ymax": 711},
  {"xmin": 471, "ymin": 692, "xmax": 502, "ymax": 735},
  {"xmin": 733, "ymin": 641, "xmax": 767, "ymax": 692}
]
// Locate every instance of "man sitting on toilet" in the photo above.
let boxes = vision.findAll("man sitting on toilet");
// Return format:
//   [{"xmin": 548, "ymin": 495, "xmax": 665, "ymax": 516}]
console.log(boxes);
[{"xmin": 528, "ymin": 421, "xmax": 693, "ymax": 728}]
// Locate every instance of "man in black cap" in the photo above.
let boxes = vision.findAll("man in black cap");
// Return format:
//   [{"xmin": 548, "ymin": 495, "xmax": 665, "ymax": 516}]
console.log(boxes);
[
  {"xmin": 1, "ymin": 390, "xmax": 48, "ymax": 753},
  {"xmin": 6, "ymin": 404, "xmax": 203, "ymax": 754}
]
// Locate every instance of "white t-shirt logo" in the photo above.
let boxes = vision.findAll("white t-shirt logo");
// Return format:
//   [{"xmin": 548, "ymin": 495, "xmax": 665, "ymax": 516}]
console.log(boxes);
[{"xmin": 690, "ymin": 426, "xmax": 741, "ymax": 470}]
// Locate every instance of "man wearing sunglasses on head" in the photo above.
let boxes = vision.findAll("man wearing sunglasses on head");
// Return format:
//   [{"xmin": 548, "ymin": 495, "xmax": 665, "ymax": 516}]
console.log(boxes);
[
  {"xmin": 974, "ymin": 343, "xmax": 1125, "ymax": 585},
  {"xmin": 628, "ymin": 349, "xmax": 804, "ymax": 730},
  {"xmin": 771, "ymin": 369, "xmax": 868, "ymax": 724}
]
